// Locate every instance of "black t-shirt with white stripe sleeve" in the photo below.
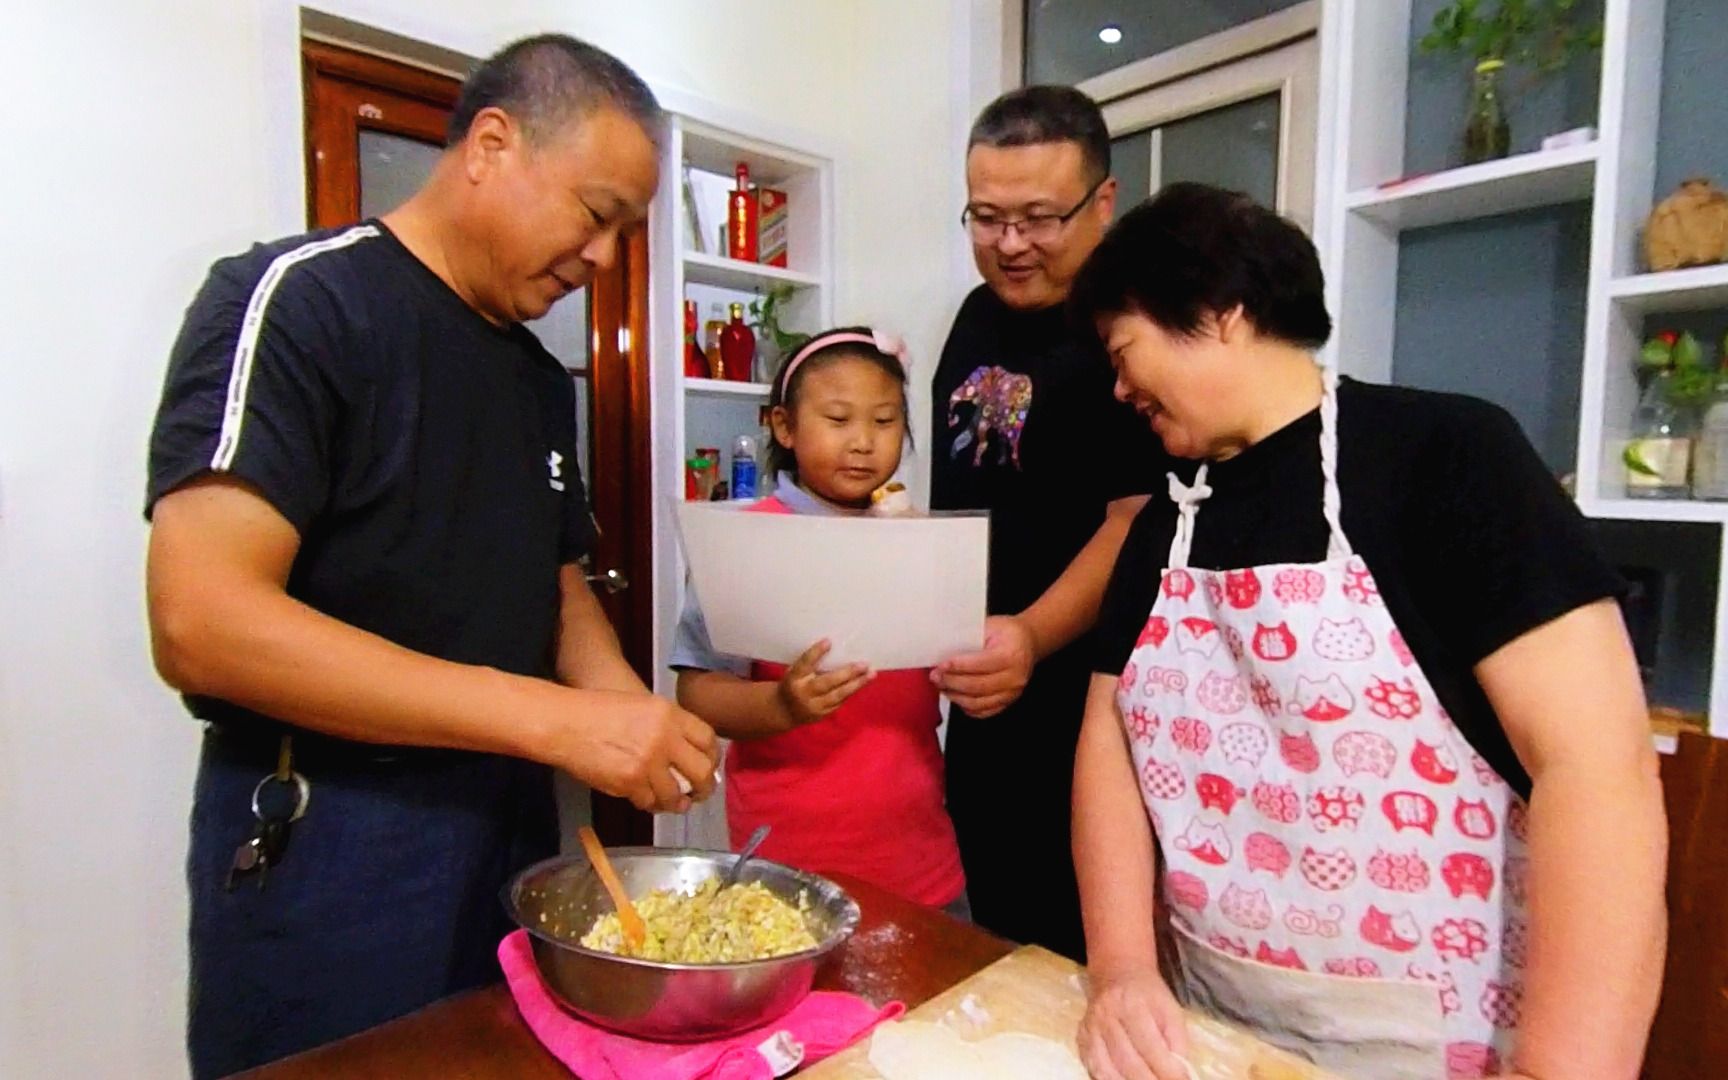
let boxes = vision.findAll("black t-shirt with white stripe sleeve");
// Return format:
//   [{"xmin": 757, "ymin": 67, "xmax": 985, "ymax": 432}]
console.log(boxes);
[{"xmin": 147, "ymin": 221, "xmax": 594, "ymax": 705}]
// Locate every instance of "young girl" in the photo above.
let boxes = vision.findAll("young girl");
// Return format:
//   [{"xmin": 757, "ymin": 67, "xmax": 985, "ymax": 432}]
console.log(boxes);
[{"xmin": 670, "ymin": 326, "xmax": 966, "ymax": 913}]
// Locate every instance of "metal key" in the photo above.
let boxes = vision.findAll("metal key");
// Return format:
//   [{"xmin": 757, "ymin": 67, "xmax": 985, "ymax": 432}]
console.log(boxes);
[{"xmin": 226, "ymin": 829, "xmax": 268, "ymax": 892}]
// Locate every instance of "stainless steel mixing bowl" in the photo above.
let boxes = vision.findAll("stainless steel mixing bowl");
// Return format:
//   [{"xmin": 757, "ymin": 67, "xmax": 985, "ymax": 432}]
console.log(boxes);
[{"xmin": 501, "ymin": 847, "xmax": 860, "ymax": 1042}]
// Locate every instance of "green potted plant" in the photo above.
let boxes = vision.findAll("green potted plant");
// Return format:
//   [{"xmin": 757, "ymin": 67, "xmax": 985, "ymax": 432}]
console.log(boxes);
[
  {"xmin": 747, "ymin": 284, "xmax": 810, "ymax": 383},
  {"xmin": 1418, "ymin": 0, "xmax": 1603, "ymax": 164}
]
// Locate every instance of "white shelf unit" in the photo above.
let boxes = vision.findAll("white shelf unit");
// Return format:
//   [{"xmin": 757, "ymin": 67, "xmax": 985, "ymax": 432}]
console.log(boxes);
[
  {"xmin": 1315, "ymin": 0, "xmax": 1728, "ymax": 741},
  {"xmin": 647, "ymin": 109, "xmax": 836, "ymax": 846},
  {"xmin": 1344, "ymin": 141, "xmax": 1599, "ymax": 231},
  {"xmin": 685, "ymin": 377, "xmax": 774, "ymax": 399}
]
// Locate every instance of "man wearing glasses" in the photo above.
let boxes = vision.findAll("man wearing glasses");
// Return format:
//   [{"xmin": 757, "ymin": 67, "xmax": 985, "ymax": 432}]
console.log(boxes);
[{"xmin": 931, "ymin": 86, "xmax": 1168, "ymax": 959}]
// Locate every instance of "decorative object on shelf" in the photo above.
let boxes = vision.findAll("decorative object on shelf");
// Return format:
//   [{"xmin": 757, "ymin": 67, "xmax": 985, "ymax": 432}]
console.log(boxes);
[
  {"xmin": 1540, "ymin": 125, "xmax": 1594, "ymax": 151},
  {"xmin": 721, "ymin": 303, "xmax": 756, "ymax": 383},
  {"xmin": 1625, "ymin": 331, "xmax": 1713, "ymax": 499},
  {"xmin": 683, "ymin": 300, "xmax": 711, "ymax": 379},
  {"xmin": 728, "ymin": 162, "xmax": 759, "ymax": 263},
  {"xmin": 748, "ymin": 283, "xmax": 810, "ymax": 383},
  {"xmin": 1693, "ymin": 335, "xmax": 1728, "ymax": 501},
  {"xmin": 758, "ymin": 187, "xmax": 789, "ymax": 268},
  {"xmin": 1418, "ymin": 0, "xmax": 1603, "ymax": 164},
  {"xmin": 680, "ymin": 165, "xmax": 706, "ymax": 255},
  {"xmin": 1644, "ymin": 177, "xmax": 1728, "ymax": 272},
  {"xmin": 687, "ymin": 448, "xmax": 721, "ymax": 502}
]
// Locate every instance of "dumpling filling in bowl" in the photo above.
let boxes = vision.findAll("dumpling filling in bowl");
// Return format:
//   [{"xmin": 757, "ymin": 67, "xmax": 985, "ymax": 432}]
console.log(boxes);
[{"xmin": 579, "ymin": 877, "xmax": 820, "ymax": 964}]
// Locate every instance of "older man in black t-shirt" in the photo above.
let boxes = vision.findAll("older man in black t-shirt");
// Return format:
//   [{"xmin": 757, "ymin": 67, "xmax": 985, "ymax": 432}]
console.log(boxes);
[
  {"xmin": 146, "ymin": 36, "xmax": 717, "ymax": 1078},
  {"xmin": 931, "ymin": 87, "xmax": 1169, "ymax": 959}
]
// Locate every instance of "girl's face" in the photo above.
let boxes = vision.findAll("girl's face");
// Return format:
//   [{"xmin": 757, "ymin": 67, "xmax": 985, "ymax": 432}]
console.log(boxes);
[
  {"xmin": 1100, "ymin": 306, "xmax": 1251, "ymax": 461},
  {"xmin": 772, "ymin": 357, "xmax": 907, "ymax": 507}
]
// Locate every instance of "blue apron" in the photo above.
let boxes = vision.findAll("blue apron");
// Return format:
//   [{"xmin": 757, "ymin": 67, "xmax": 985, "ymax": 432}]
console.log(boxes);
[{"xmin": 186, "ymin": 724, "xmax": 556, "ymax": 1078}]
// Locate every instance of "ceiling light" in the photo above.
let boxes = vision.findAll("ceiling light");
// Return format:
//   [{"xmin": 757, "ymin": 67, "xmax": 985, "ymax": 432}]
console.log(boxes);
[{"xmin": 1098, "ymin": 25, "xmax": 1123, "ymax": 45}]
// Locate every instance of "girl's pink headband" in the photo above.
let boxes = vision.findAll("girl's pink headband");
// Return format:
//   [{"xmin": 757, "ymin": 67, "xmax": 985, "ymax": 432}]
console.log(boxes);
[{"xmin": 778, "ymin": 328, "xmax": 909, "ymax": 397}]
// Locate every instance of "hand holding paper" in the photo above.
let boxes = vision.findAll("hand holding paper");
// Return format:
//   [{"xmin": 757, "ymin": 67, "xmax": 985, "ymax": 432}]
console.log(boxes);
[{"xmin": 776, "ymin": 639, "xmax": 873, "ymax": 727}]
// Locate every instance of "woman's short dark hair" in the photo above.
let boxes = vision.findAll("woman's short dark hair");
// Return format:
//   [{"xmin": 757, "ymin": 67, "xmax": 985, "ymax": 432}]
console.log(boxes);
[
  {"xmin": 1069, "ymin": 182, "xmax": 1332, "ymax": 350},
  {"xmin": 767, "ymin": 326, "xmax": 909, "ymax": 479}
]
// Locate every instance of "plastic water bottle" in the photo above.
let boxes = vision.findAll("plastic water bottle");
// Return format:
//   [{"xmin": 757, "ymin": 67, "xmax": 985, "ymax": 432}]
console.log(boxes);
[{"xmin": 731, "ymin": 434, "xmax": 758, "ymax": 499}]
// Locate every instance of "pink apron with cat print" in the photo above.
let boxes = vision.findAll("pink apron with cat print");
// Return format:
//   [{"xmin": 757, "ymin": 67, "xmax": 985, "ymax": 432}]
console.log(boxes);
[{"xmin": 1118, "ymin": 368, "xmax": 1528, "ymax": 1079}]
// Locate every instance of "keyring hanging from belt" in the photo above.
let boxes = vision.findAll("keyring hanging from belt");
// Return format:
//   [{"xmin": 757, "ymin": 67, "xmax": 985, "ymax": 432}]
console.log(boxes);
[{"xmin": 227, "ymin": 735, "xmax": 310, "ymax": 891}]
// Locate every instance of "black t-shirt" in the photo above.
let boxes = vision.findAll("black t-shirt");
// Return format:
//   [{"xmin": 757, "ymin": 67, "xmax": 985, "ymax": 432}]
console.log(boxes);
[
  {"xmin": 147, "ymin": 221, "xmax": 593, "ymax": 728},
  {"xmin": 1092, "ymin": 378, "xmax": 1623, "ymax": 798},
  {"xmin": 930, "ymin": 285, "xmax": 1171, "ymax": 620}
]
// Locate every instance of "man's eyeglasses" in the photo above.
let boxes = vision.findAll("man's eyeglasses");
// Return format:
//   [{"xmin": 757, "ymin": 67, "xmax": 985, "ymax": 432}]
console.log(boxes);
[{"xmin": 961, "ymin": 176, "xmax": 1107, "ymax": 245}]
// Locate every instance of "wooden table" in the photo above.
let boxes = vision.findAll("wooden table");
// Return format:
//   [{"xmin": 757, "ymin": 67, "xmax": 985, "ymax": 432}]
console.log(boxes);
[{"xmin": 236, "ymin": 873, "xmax": 1014, "ymax": 1079}]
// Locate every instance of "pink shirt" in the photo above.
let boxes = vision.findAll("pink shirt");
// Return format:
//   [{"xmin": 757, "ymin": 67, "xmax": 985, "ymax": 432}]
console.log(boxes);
[{"xmin": 722, "ymin": 493, "xmax": 964, "ymax": 907}]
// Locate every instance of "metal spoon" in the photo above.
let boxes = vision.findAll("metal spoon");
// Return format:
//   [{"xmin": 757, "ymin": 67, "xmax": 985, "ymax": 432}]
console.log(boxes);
[{"xmin": 722, "ymin": 824, "xmax": 772, "ymax": 887}]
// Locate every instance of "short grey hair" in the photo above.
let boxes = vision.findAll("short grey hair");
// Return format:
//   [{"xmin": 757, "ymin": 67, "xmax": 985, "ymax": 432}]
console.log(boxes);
[
  {"xmin": 447, "ymin": 34, "xmax": 664, "ymax": 148},
  {"xmin": 968, "ymin": 85, "xmax": 1110, "ymax": 184}
]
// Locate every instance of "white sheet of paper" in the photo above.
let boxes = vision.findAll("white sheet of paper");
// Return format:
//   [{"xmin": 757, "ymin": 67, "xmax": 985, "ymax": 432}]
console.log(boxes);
[{"xmin": 675, "ymin": 502, "xmax": 988, "ymax": 670}]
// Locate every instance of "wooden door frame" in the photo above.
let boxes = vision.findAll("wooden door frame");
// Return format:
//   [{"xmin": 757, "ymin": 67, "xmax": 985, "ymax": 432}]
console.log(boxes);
[
  {"xmin": 302, "ymin": 40, "xmax": 458, "ymax": 226},
  {"xmin": 585, "ymin": 231, "xmax": 659, "ymax": 846}
]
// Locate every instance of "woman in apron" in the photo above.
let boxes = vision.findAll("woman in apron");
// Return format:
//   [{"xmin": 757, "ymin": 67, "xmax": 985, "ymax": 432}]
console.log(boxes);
[{"xmin": 1067, "ymin": 184, "xmax": 1667, "ymax": 1080}]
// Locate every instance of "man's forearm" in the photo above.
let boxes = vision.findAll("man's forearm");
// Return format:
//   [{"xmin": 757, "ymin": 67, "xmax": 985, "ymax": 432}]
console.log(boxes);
[
  {"xmin": 1020, "ymin": 496, "xmax": 1146, "ymax": 660},
  {"xmin": 152, "ymin": 571, "xmax": 579, "ymax": 762},
  {"xmin": 1511, "ymin": 760, "xmax": 1666, "ymax": 1079}
]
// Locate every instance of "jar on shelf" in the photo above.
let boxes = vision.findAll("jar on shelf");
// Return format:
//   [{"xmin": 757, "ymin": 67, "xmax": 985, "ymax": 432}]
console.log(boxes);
[
  {"xmin": 1625, "ymin": 370, "xmax": 1698, "ymax": 499},
  {"xmin": 1463, "ymin": 58, "xmax": 1511, "ymax": 165},
  {"xmin": 1692, "ymin": 369, "xmax": 1728, "ymax": 500}
]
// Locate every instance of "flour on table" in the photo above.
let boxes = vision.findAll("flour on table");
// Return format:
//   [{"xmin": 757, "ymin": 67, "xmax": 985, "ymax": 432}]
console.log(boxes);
[{"xmin": 866, "ymin": 1020, "xmax": 1087, "ymax": 1080}]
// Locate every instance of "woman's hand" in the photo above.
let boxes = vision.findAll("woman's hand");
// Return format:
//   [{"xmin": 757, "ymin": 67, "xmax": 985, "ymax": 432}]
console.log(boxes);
[
  {"xmin": 1079, "ymin": 966, "xmax": 1191, "ymax": 1080},
  {"xmin": 773, "ymin": 639, "xmax": 872, "ymax": 729}
]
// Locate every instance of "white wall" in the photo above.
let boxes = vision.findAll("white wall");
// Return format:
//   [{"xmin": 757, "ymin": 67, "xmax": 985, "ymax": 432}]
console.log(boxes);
[{"xmin": 0, "ymin": 1, "xmax": 983, "ymax": 1075}]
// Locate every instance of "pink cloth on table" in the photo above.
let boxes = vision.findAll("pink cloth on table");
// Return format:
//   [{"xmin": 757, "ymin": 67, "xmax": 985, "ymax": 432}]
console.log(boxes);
[{"xmin": 498, "ymin": 930, "xmax": 904, "ymax": 1080}]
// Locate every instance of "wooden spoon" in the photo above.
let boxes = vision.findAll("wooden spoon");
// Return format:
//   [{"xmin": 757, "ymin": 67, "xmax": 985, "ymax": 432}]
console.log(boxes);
[{"xmin": 577, "ymin": 826, "xmax": 645, "ymax": 949}]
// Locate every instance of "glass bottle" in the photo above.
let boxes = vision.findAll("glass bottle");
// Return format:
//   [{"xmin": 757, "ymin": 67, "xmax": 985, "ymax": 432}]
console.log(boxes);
[
  {"xmin": 682, "ymin": 300, "xmax": 710, "ymax": 379},
  {"xmin": 727, "ymin": 162, "xmax": 759, "ymax": 263},
  {"xmin": 704, "ymin": 303, "xmax": 727, "ymax": 379},
  {"xmin": 730, "ymin": 433, "xmax": 759, "ymax": 500},
  {"xmin": 720, "ymin": 303, "xmax": 756, "ymax": 384},
  {"xmin": 1463, "ymin": 58, "xmax": 1511, "ymax": 165},
  {"xmin": 1692, "ymin": 364, "xmax": 1728, "ymax": 500},
  {"xmin": 1625, "ymin": 371, "xmax": 1697, "ymax": 499}
]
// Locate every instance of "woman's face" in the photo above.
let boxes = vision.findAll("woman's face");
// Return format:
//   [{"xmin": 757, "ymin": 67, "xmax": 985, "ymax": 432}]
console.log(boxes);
[{"xmin": 1101, "ymin": 307, "xmax": 1247, "ymax": 460}]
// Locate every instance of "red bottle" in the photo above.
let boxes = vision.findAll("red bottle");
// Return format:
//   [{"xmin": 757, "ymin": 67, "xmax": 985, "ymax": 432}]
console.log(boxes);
[
  {"xmin": 683, "ymin": 300, "xmax": 710, "ymax": 379},
  {"xmin": 720, "ymin": 303, "xmax": 755, "ymax": 383},
  {"xmin": 728, "ymin": 162, "xmax": 759, "ymax": 263}
]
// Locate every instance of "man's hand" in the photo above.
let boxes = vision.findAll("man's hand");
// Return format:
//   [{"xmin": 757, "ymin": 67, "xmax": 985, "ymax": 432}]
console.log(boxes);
[
  {"xmin": 547, "ymin": 689, "xmax": 719, "ymax": 814},
  {"xmin": 774, "ymin": 639, "xmax": 872, "ymax": 730},
  {"xmin": 933, "ymin": 614, "xmax": 1035, "ymax": 717},
  {"xmin": 1078, "ymin": 966, "xmax": 1191, "ymax": 1080}
]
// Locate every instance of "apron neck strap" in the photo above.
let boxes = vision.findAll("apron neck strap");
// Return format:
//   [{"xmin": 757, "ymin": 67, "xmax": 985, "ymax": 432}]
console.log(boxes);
[
  {"xmin": 1165, "ymin": 464, "xmax": 1212, "ymax": 569},
  {"xmin": 1161, "ymin": 364, "xmax": 1352, "ymax": 571}
]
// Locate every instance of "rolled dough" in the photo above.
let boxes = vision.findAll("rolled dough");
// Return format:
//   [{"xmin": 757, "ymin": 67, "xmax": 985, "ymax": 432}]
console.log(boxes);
[{"xmin": 866, "ymin": 1021, "xmax": 1088, "ymax": 1080}]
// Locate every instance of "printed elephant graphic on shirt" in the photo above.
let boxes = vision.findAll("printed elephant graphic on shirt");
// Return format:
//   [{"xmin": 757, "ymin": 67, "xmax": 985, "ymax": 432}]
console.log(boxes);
[{"xmin": 948, "ymin": 365, "xmax": 1033, "ymax": 467}]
